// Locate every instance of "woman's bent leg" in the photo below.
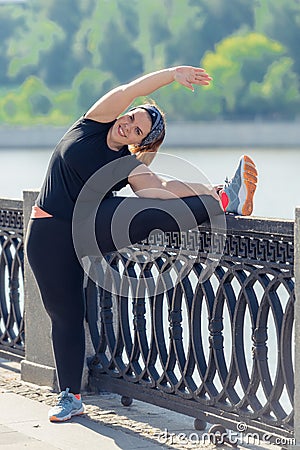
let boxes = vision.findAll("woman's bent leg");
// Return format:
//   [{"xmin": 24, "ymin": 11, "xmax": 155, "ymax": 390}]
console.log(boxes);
[
  {"xmin": 95, "ymin": 194, "xmax": 223, "ymax": 254},
  {"xmin": 25, "ymin": 218, "xmax": 85, "ymax": 393}
]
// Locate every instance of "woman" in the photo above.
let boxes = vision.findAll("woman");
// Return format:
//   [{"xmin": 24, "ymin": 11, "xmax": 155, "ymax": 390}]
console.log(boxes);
[{"xmin": 25, "ymin": 65, "xmax": 257, "ymax": 422}]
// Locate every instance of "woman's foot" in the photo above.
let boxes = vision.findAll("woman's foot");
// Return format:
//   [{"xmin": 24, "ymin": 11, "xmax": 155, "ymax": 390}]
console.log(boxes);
[
  {"xmin": 48, "ymin": 388, "xmax": 84, "ymax": 422},
  {"xmin": 219, "ymin": 155, "xmax": 258, "ymax": 216}
]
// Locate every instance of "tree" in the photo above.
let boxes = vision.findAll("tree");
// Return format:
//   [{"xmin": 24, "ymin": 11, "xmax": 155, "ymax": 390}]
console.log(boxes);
[
  {"xmin": 165, "ymin": 0, "xmax": 254, "ymax": 66},
  {"xmin": 39, "ymin": 0, "xmax": 92, "ymax": 86},
  {"xmin": 0, "ymin": 76, "xmax": 54, "ymax": 124},
  {"xmin": 254, "ymin": 0, "xmax": 300, "ymax": 76},
  {"xmin": 241, "ymin": 57, "xmax": 300, "ymax": 119},
  {"xmin": 0, "ymin": 4, "xmax": 26, "ymax": 85},
  {"xmin": 7, "ymin": 9, "xmax": 64, "ymax": 86},
  {"xmin": 199, "ymin": 32, "xmax": 300, "ymax": 119},
  {"xmin": 72, "ymin": 68, "xmax": 116, "ymax": 116},
  {"xmin": 99, "ymin": 19, "xmax": 144, "ymax": 83}
]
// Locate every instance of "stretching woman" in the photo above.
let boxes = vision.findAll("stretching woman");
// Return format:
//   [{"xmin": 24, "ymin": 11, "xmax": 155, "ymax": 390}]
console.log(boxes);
[{"xmin": 25, "ymin": 65, "xmax": 258, "ymax": 422}]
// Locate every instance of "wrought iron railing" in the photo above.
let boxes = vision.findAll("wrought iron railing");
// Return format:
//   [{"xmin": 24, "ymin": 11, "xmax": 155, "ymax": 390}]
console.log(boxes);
[
  {"xmin": 0, "ymin": 198, "xmax": 25, "ymax": 358},
  {"xmin": 87, "ymin": 215, "xmax": 295, "ymax": 443},
  {"xmin": 0, "ymin": 195, "xmax": 296, "ymax": 442}
]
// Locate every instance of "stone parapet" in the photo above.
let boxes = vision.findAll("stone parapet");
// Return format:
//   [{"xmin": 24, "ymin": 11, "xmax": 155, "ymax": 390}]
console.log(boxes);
[
  {"xmin": 1, "ymin": 121, "xmax": 300, "ymax": 148},
  {"xmin": 20, "ymin": 190, "xmax": 57, "ymax": 388}
]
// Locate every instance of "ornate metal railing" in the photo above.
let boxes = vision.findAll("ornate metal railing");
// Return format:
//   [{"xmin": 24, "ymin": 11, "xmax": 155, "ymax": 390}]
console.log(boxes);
[
  {"xmin": 0, "ymin": 198, "xmax": 25, "ymax": 358},
  {"xmin": 0, "ymin": 194, "xmax": 296, "ymax": 442},
  {"xmin": 87, "ymin": 215, "xmax": 295, "ymax": 443}
]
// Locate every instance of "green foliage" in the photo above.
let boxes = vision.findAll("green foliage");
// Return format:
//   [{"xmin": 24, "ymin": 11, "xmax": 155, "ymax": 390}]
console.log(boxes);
[
  {"xmin": 200, "ymin": 33, "xmax": 299, "ymax": 119},
  {"xmin": 7, "ymin": 13, "xmax": 64, "ymax": 82},
  {"xmin": 0, "ymin": 76, "xmax": 73, "ymax": 125},
  {"xmin": 0, "ymin": 0, "xmax": 300, "ymax": 124},
  {"xmin": 99, "ymin": 19, "xmax": 144, "ymax": 83},
  {"xmin": 72, "ymin": 68, "xmax": 116, "ymax": 115},
  {"xmin": 0, "ymin": 5, "xmax": 26, "ymax": 85},
  {"xmin": 165, "ymin": 0, "xmax": 254, "ymax": 66},
  {"xmin": 254, "ymin": 0, "xmax": 300, "ymax": 74},
  {"xmin": 242, "ymin": 57, "xmax": 300, "ymax": 118}
]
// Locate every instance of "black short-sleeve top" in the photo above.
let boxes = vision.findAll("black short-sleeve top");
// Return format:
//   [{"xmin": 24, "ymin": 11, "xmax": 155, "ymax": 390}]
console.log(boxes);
[{"xmin": 36, "ymin": 117, "xmax": 142, "ymax": 221}]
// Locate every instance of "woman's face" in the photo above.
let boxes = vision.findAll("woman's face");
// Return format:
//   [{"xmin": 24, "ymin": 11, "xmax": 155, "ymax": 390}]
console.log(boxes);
[{"xmin": 112, "ymin": 108, "xmax": 152, "ymax": 146}]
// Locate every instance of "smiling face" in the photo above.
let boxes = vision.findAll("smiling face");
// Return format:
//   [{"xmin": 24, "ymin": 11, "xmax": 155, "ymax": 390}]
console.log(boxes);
[{"xmin": 108, "ymin": 108, "xmax": 152, "ymax": 150}]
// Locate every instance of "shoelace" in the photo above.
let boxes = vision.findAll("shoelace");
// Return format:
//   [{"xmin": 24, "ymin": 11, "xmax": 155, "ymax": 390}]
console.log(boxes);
[
  {"xmin": 224, "ymin": 176, "xmax": 230, "ymax": 187},
  {"xmin": 57, "ymin": 388, "xmax": 72, "ymax": 406}
]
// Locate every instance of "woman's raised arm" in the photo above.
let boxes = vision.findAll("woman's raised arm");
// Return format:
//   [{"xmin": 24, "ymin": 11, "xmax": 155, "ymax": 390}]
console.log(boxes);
[{"xmin": 85, "ymin": 66, "xmax": 212, "ymax": 123}]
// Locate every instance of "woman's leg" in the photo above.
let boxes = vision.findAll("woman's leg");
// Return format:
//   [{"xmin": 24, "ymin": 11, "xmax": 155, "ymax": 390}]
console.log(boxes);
[
  {"xmin": 95, "ymin": 194, "xmax": 222, "ymax": 254},
  {"xmin": 25, "ymin": 195, "xmax": 221, "ymax": 388},
  {"xmin": 25, "ymin": 217, "xmax": 85, "ymax": 394}
]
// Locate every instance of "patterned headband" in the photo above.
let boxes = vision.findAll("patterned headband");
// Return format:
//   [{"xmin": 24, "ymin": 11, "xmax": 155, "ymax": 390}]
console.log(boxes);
[{"xmin": 137, "ymin": 104, "xmax": 165, "ymax": 146}]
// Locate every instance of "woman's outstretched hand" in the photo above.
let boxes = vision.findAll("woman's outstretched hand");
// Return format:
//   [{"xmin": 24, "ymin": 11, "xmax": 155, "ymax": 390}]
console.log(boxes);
[{"xmin": 174, "ymin": 66, "xmax": 212, "ymax": 91}]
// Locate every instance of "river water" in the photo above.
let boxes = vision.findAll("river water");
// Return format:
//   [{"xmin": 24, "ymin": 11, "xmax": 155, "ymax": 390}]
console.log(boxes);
[{"xmin": 0, "ymin": 146, "xmax": 299, "ymax": 220}]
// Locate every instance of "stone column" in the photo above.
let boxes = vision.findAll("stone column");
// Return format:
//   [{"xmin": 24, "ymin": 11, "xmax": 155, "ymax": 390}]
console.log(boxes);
[
  {"xmin": 291, "ymin": 207, "xmax": 300, "ymax": 449},
  {"xmin": 20, "ymin": 190, "xmax": 57, "ymax": 389},
  {"xmin": 20, "ymin": 190, "xmax": 95, "ymax": 391}
]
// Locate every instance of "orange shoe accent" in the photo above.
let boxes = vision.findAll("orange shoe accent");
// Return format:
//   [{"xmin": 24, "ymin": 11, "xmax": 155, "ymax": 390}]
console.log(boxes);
[
  {"xmin": 244, "ymin": 155, "xmax": 257, "ymax": 170},
  {"xmin": 49, "ymin": 411, "xmax": 84, "ymax": 422},
  {"xmin": 74, "ymin": 394, "xmax": 81, "ymax": 400},
  {"xmin": 31, "ymin": 206, "xmax": 53, "ymax": 219},
  {"xmin": 241, "ymin": 156, "xmax": 258, "ymax": 216},
  {"xmin": 49, "ymin": 415, "xmax": 70, "ymax": 422}
]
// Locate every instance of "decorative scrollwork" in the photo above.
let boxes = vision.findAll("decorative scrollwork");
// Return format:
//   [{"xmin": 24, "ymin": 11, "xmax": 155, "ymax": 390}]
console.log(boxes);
[
  {"xmin": 0, "ymin": 209, "xmax": 23, "ymax": 232},
  {"xmin": 0, "ymin": 204, "xmax": 24, "ymax": 356},
  {"xmin": 141, "ymin": 228, "xmax": 293, "ymax": 267}
]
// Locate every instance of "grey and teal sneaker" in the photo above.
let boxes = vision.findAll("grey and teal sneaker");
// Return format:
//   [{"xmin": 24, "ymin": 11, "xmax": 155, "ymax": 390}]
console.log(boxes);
[
  {"xmin": 48, "ymin": 388, "xmax": 84, "ymax": 422},
  {"xmin": 219, "ymin": 155, "xmax": 258, "ymax": 216}
]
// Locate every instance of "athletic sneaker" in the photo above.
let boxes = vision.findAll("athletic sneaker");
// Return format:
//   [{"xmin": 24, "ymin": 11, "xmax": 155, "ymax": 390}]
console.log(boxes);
[
  {"xmin": 48, "ymin": 388, "xmax": 84, "ymax": 422},
  {"xmin": 219, "ymin": 155, "xmax": 258, "ymax": 216}
]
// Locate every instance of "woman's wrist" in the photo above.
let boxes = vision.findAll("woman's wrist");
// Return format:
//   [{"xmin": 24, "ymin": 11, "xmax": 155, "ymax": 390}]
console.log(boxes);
[{"xmin": 168, "ymin": 67, "xmax": 177, "ymax": 82}]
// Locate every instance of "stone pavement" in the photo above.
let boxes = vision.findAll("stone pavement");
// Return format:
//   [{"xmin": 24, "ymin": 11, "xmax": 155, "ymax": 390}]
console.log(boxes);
[
  {"xmin": 0, "ymin": 392, "xmax": 163, "ymax": 450},
  {"xmin": 0, "ymin": 358, "xmax": 281, "ymax": 450},
  {"xmin": 0, "ymin": 357, "xmax": 211, "ymax": 450}
]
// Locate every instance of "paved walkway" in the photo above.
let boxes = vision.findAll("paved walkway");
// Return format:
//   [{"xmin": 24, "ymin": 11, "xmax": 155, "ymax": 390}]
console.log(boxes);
[
  {"xmin": 0, "ymin": 392, "xmax": 167, "ymax": 450},
  {"xmin": 0, "ymin": 357, "xmax": 284, "ymax": 450},
  {"xmin": 0, "ymin": 358, "xmax": 207, "ymax": 450}
]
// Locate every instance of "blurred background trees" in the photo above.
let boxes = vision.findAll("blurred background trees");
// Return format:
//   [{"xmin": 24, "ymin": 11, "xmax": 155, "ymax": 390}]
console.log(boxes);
[{"xmin": 0, "ymin": 0, "xmax": 299, "ymax": 124}]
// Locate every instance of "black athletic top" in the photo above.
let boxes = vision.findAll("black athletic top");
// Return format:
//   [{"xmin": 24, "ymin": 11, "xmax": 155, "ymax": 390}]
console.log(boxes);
[{"xmin": 37, "ymin": 117, "xmax": 143, "ymax": 221}]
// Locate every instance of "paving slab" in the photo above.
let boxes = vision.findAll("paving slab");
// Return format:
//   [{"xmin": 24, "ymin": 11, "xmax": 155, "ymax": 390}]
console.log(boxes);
[
  {"xmin": 0, "ymin": 423, "xmax": 58, "ymax": 449},
  {"xmin": 0, "ymin": 393, "xmax": 167, "ymax": 450}
]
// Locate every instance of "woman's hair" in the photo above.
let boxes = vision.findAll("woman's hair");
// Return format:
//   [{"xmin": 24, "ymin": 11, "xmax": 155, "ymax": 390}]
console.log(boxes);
[{"xmin": 129, "ymin": 101, "xmax": 166, "ymax": 166}]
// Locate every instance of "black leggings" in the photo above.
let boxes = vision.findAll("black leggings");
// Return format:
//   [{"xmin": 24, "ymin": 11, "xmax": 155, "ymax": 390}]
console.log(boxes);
[{"xmin": 25, "ymin": 195, "xmax": 222, "ymax": 393}]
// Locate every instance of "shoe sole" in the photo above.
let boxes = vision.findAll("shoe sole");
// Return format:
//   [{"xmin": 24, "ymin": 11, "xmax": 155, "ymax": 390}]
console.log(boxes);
[
  {"xmin": 49, "ymin": 406, "xmax": 85, "ymax": 423},
  {"xmin": 238, "ymin": 155, "xmax": 258, "ymax": 215}
]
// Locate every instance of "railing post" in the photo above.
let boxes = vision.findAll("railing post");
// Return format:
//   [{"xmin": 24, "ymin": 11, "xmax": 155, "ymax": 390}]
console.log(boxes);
[
  {"xmin": 292, "ymin": 206, "xmax": 300, "ymax": 448},
  {"xmin": 20, "ymin": 190, "xmax": 57, "ymax": 389}
]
